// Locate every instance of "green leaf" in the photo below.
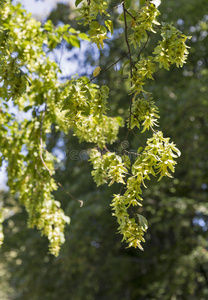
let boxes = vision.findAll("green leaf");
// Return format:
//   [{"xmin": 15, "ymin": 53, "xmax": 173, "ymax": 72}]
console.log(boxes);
[
  {"xmin": 75, "ymin": 0, "xmax": 83, "ymax": 7},
  {"xmin": 69, "ymin": 28, "xmax": 77, "ymax": 34},
  {"xmin": 137, "ymin": 214, "xmax": 148, "ymax": 231},
  {"xmin": 137, "ymin": 147, "xmax": 143, "ymax": 154},
  {"xmin": 69, "ymin": 35, "xmax": 80, "ymax": 48},
  {"xmin": 23, "ymin": 105, "xmax": 33, "ymax": 112},
  {"xmin": 116, "ymin": 116, "xmax": 124, "ymax": 127},
  {"xmin": 123, "ymin": 59, "xmax": 130, "ymax": 69},
  {"xmin": 119, "ymin": 12, "xmax": 132, "ymax": 22},
  {"xmin": 139, "ymin": 0, "xmax": 146, "ymax": 6},
  {"xmin": 93, "ymin": 66, "xmax": 101, "ymax": 77},
  {"xmin": 78, "ymin": 32, "xmax": 90, "ymax": 41},
  {"xmin": 125, "ymin": 0, "xmax": 132, "ymax": 9},
  {"xmin": 43, "ymin": 20, "xmax": 53, "ymax": 31},
  {"xmin": 105, "ymin": 20, "xmax": 113, "ymax": 35},
  {"xmin": 119, "ymin": 10, "xmax": 137, "ymax": 21}
]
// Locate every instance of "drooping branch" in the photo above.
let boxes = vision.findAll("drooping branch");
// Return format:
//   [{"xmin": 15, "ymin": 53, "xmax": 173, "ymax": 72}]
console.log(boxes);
[
  {"xmin": 124, "ymin": 7, "xmax": 136, "ymax": 20},
  {"xmin": 122, "ymin": 2, "xmax": 134, "ymax": 130},
  {"xmin": 122, "ymin": 2, "xmax": 133, "ymax": 78}
]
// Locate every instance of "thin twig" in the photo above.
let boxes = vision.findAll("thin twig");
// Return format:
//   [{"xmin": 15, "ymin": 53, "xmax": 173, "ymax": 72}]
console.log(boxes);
[
  {"xmin": 122, "ymin": 2, "xmax": 134, "ymax": 130},
  {"xmin": 84, "ymin": 54, "xmax": 127, "ymax": 86},
  {"xmin": 138, "ymin": 33, "xmax": 150, "ymax": 59},
  {"xmin": 108, "ymin": 1, "xmax": 124, "ymax": 15},
  {"xmin": 35, "ymin": 163, "xmax": 43, "ymax": 178},
  {"xmin": 119, "ymin": 184, "xmax": 124, "ymax": 195},
  {"xmin": 123, "ymin": 149, "xmax": 140, "ymax": 156},
  {"xmin": 124, "ymin": 8, "xmax": 136, "ymax": 20},
  {"xmin": 122, "ymin": 3, "xmax": 133, "ymax": 78},
  {"xmin": 130, "ymin": 129, "xmax": 145, "ymax": 148},
  {"xmin": 124, "ymin": 128, "xmax": 130, "ymax": 141},
  {"xmin": 101, "ymin": 1, "xmax": 124, "ymax": 21},
  {"xmin": 150, "ymin": 126, "xmax": 157, "ymax": 134},
  {"xmin": 54, "ymin": 180, "xmax": 83, "ymax": 207}
]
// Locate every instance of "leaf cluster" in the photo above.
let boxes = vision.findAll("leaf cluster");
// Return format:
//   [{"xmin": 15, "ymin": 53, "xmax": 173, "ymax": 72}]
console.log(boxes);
[{"xmin": 0, "ymin": 0, "xmax": 190, "ymax": 255}]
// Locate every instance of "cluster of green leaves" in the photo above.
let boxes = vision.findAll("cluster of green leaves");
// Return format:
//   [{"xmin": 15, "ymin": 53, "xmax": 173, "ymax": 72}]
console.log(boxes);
[
  {"xmin": 44, "ymin": 19, "xmax": 89, "ymax": 49},
  {"xmin": 0, "ymin": 0, "xmax": 190, "ymax": 255},
  {"xmin": 0, "ymin": 1, "xmax": 92, "ymax": 256},
  {"xmin": 61, "ymin": 79, "xmax": 123, "ymax": 148},
  {"xmin": 153, "ymin": 24, "xmax": 191, "ymax": 70},
  {"xmin": 90, "ymin": 129, "xmax": 181, "ymax": 250},
  {"xmin": 0, "ymin": 0, "xmax": 123, "ymax": 255},
  {"xmin": 76, "ymin": 0, "xmax": 113, "ymax": 49},
  {"xmin": 130, "ymin": 96, "xmax": 159, "ymax": 131},
  {"xmin": 75, "ymin": 115, "xmax": 122, "ymax": 148},
  {"xmin": 129, "ymin": 1, "xmax": 161, "ymax": 47},
  {"xmin": 90, "ymin": 149, "xmax": 127, "ymax": 186},
  {"xmin": 76, "ymin": 0, "xmax": 189, "ymax": 250}
]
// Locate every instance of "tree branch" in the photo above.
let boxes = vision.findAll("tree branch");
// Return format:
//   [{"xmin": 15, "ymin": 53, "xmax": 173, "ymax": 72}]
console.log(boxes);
[
  {"xmin": 85, "ymin": 54, "xmax": 127, "ymax": 86},
  {"xmin": 122, "ymin": 2, "xmax": 134, "ymax": 130},
  {"xmin": 138, "ymin": 33, "xmax": 150, "ymax": 59},
  {"xmin": 122, "ymin": 3, "xmax": 133, "ymax": 78},
  {"xmin": 102, "ymin": 1, "xmax": 124, "ymax": 21},
  {"xmin": 130, "ymin": 129, "xmax": 145, "ymax": 147},
  {"xmin": 124, "ymin": 7, "xmax": 136, "ymax": 20}
]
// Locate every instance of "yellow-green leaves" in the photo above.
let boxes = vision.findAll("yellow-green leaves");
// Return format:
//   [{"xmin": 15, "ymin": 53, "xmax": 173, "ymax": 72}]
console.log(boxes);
[
  {"xmin": 43, "ymin": 20, "xmax": 88, "ymax": 50},
  {"xmin": 75, "ymin": 115, "xmax": 122, "ymax": 149},
  {"xmin": 137, "ymin": 214, "xmax": 148, "ymax": 231},
  {"xmin": 111, "ymin": 194, "xmax": 145, "ymax": 250},
  {"xmin": 75, "ymin": 0, "xmax": 84, "ymax": 7},
  {"xmin": 131, "ymin": 56, "xmax": 156, "ymax": 95},
  {"xmin": 0, "ymin": 0, "xmax": 189, "ymax": 256},
  {"xmin": 62, "ymin": 80, "xmax": 112, "ymax": 122},
  {"xmin": 130, "ymin": 97, "xmax": 159, "ymax": 131},
  {"xmin": 93, "ymin": 66, "xmax": 101, "ymax": 77},
  {"xmin": 78, "ymin": 32, "xmax": 90, "ymax": 41},
  {"xmin": 0, "ymin": 0, "xmax": 77, "ymax": 256},
  {"xmin": 153, "ymin": 24, "xmax": 191, "ymax": 70},
  {"xmin": 60, "ymin": 79, "xmax": 124, "ymax": 148},
  {"xmin": 76, "ymin": 1, "xmax": 112, "ymax": 49},
  {"xmin": 88, "ymin": 21, "xmax": 108, "ymax": 49},
  {"xmin": 90, "ymin": 150, "xmax": 128, "ymax": 186},
  {"xmin": 139, "ymin": 0, "xmax": 146, "ymax": 6},
  {"xmin": 111, "ymin": 131, "xmax": 180, "ymax": 249},
  {"xmin": 105, "ymin": 20, "xmax": 113, "ymax": 35},
  {"xmin": 66, "ymin": 35, "xmax": 80, "ymax": 48},
  {"xmin": 129, "ymin": 2, "xmax": 160, "ymax": 47},
  {"xmin": 89, "ymin": 126, "xmax": 180, "ymax": 251},
  {"xmin": 58, "ymin": 0, "xmax": 187, "ymax": 253}
]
